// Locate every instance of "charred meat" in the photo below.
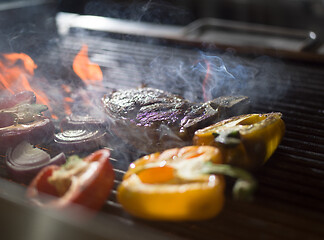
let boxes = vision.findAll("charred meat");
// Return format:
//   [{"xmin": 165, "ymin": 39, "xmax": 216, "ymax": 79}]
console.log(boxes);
[{"xmin": 102, "ymin": 88, "xmax": 249, "ymax": 153}]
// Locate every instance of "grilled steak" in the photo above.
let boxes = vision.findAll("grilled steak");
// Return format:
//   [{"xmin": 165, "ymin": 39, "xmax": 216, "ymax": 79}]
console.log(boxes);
[{"xmin": 102, "ymin": 88, "xmax": 249, "ymax": 153}]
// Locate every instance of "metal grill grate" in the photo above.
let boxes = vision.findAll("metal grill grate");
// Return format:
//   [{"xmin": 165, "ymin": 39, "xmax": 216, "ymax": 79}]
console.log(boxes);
[{"xmin": 2, "ymin": 31, "xmax": 324, "ymax": 239}]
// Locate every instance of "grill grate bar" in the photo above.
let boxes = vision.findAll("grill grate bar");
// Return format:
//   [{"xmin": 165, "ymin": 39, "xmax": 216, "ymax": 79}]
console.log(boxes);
[
  {"xmin": 257, "ymin": 184, "xmax": 324, "ymax": 212},
  {"xmin": 257, "ymin": 165, "xmax": 324, "ymax": 196},
  {"xmin": 278, "ymin": 73, "xmax": 324, "ymax": 86},
  {"xmin": 286, "ymin": 123, "xmax": 324, "ymax": 137},
  {"xmin": 275, "ymin": 151, "xmax": 324, "ymax": 169},
  {"xmin": 277, "ymin": 145, "xmax": 324, "ymax": 164},
  {"xmin": 252, "ymin": 100, "xmax": 324, "ymax": 116},
  {"xmin": 268, "ymin": 156, "xmax": 324, "ymax": 177},
  {"xmin": 63, "ymin": 35, "xmax": 198, "ymax": 58},
  {"xmin": 285, "ymin": 130, "xmax": 324, "ymax": 145},
  {"xmin": 281, "ymin": 137, "xmax": 324, "ymax": 154}
]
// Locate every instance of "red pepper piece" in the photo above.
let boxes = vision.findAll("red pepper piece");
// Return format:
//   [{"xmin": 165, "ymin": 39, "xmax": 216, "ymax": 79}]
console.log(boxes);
[{"xmin": 26, "ymin": 149, "xmax": 115, "ymax": 212}]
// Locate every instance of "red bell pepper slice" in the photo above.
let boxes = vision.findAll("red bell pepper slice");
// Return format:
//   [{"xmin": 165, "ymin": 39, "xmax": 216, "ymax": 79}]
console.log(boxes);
[{"xmin": 26, "ymin": 149, "xmax": 114, "ymax": 212}]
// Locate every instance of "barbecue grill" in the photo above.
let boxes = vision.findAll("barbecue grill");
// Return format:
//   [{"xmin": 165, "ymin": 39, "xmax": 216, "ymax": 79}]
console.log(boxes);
[{"xmin": 0, "ymin": 1, "xmax": 324, "ymax": 239}]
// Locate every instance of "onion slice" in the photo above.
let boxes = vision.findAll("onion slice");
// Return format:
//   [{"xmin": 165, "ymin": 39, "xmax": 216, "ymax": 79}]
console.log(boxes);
[
  {"xmin": 0, "ymin": 112, "xmax": 16, "ymax": 128},
  {"xmin": 6, "ymin": 141, "xmax": 66, "ymax": 184},
  {"xmin": 60, "ymin": 114, "xmax": 107, "ymax": 131},
  {"xmin": 54, "ymin": 128, "xmax": 108, "ymax": 154},
  {"xmin": 0, "ymin": 117, "xmax": 55, "ymax": 153}
]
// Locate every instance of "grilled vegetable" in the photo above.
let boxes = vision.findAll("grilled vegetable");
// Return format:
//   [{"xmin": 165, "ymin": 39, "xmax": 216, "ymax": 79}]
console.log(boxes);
[
  {"xmin": 6, "ymin": 141, "xmax": 66, "ymax": 184},
  {"xmin": 193, "ymin": 113, "xmax": 285, "ymax": 169},
  {"xmin": 0, "ymin": 117, "xmax": 54, "ymax": 153},
  {"xmin": 0, "ymin": 92, "xmax": 54, "ymax": 153},
  {"xmin": 54, "ymin": 127, "xmax": 108, "ymax": 154},
  {"xmin": 0, "ymin": 112, "xmax": 16, "ymax": 128},
  {"xmin": 117, "ymin": 146, "xmax": 256, "ymax": 221},
  {"xmin": 0, "ymin": 91, "xmax": 43, "ymax": 124},
  {"xmin": 60, "ymin": 114, "xmax": 107, "ymax": 131},
  {"xmin": 53, "ymin": 114, "xmax": 108, "ymax": 154},
  {"xmin": 0, "ymin": 102, "xmax": 48, "ymax": 124},
  {"xmin": 27, "ymin": 149, "xmax": 114, "ymax": 212}
]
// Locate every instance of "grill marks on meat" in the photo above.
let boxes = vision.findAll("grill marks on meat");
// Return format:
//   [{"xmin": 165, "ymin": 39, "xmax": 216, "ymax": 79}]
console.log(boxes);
[
  {"xmin": 102, "ymin": 88, "xmax": 249, "ymax": 153},
  {"xmin": 105, "ymin": 88, "xmax": 186, "ymax": 123}
]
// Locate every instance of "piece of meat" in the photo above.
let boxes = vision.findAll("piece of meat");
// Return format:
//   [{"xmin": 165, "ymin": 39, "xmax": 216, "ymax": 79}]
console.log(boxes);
[{"xmin": 102, "ymin": 88, "xmax": 249, "ymax": 153}]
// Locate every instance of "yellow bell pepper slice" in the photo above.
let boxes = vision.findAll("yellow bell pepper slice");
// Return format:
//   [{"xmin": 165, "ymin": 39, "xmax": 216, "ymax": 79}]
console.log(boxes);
[
  {"xmin": 117, "ymin": 146, "xmax": 224, "ymax": 221},
  {"xmin": 117, "ymin": 146, "xmax": 256, "ymax": 221},
  {"xmin": 193, "ymin": 112, "xmax": 285, "ymax": 169}
]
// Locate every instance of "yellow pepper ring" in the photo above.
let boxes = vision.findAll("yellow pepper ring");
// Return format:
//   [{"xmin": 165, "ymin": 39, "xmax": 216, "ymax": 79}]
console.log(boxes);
[
  {"xmin": 117, "ymin": 146, "xmax": 225, "ymax": 221},
  {"xmin": 193, "ymin": 112, "xmax": 285, "ymax": 169}
]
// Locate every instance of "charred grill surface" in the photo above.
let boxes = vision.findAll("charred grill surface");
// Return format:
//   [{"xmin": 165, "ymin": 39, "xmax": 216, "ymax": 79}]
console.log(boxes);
[
  {"xmin": 102, "ymin": 88, "xmax": 249, "ymax": 152},
  {"xmin": 1, "ymin": 30, "xmax": 324, "ymax": 240}
]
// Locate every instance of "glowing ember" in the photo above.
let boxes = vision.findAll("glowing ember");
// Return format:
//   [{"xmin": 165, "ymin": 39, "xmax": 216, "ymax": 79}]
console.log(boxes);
[
  {"xmin": 61, "ymin": 84, "xmax": 74, "ymax": 116},
  {"xmin": 61, "ymin": 84, "xmax": 72, "ymax": 94},
  {"xmin": 64, "ymin": 97, "xmax": 74, "ymax": 116},
  {"xmin": 73, "ymin": 44, "xmax": 103, "ymax": 86}
]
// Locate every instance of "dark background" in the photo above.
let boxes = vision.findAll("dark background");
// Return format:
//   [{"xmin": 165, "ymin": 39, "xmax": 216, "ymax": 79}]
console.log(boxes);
[
  {"xmin": 59, "ymin": 0, "xmax": 324, "ymax": 30},
  {"xmin": 1, "ymin": 0, "xmax": 324, "ymax": 55}
]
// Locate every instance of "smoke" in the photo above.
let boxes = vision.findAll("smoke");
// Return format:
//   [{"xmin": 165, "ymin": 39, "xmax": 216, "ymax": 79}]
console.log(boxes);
[
  {"xmin": 0, "ymin": 0, "xmax": 292, "ymax": 161},
  {"xmin": 140, "ymin": 49, "xmax": 290, "ymax": 103}
]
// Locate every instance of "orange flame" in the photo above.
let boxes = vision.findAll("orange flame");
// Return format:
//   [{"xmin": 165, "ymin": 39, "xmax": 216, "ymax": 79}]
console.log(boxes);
[
  {"xmin": 73, "ymin": 44, "xmax": 103, "ymax": 86},
  {"xmin": 63, "ymin": 98, "xmax": 73, "ymax": 115},
  {"xmin": 0, "ymin": 53, "xmax": 37, "ymax": 94},
  {"xmin": 61, "ymin": 84, "xmax": 74, "ymax": 116},
  {"xmin": 0, "ymin": 53, "xmax": 52, "ymax": 112}
]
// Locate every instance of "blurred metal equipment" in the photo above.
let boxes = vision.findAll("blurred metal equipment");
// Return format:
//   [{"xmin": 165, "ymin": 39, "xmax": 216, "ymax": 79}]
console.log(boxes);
[{"xmin": 57, "ymin": 12, "xmax": 324, "ymax": 62}]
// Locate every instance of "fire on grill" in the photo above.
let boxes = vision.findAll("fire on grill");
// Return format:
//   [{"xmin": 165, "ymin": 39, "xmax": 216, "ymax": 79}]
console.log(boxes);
[
  {"xmin": 0, "ymin": 40, "xmax": 287, "ymax": 223},
  {"xmin": 1, "ymin": 0, "xmax": 324, "ymax": 238}
]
